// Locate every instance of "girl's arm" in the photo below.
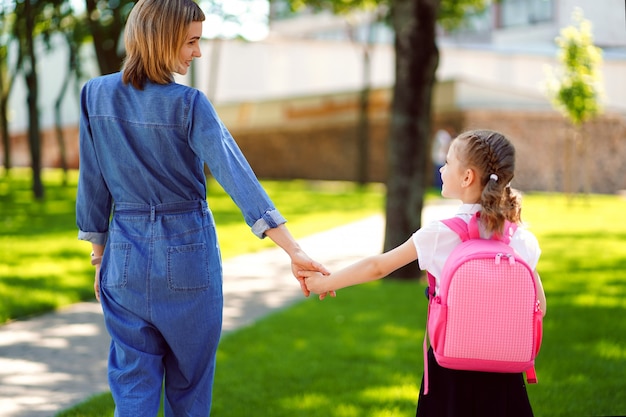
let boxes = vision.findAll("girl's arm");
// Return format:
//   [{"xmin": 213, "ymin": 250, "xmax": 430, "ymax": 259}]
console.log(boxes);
[
  {"xmin": 534, "ymin": 271, "xmax": 547, "ymax": 316},
  {"xmin": 301, "ymin": 237, "xmax": 418, "ymax": 296}
]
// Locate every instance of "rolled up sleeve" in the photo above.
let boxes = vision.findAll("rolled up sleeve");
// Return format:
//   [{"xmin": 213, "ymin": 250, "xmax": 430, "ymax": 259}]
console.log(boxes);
[{"xmin": 251, "ymin": 209, "xmax": 287, "ymax": 238}]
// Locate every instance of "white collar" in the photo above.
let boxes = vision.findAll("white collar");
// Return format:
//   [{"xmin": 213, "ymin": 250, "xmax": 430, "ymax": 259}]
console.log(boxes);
[{"xmin": 456, "ymin": 203, "xmax": 482, "ymax": 216}]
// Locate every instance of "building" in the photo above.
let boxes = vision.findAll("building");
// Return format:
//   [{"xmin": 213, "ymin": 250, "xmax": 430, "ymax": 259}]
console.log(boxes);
[{"xmin": 4, "ymin": 0, "xmax": 626, "ymax": 193}]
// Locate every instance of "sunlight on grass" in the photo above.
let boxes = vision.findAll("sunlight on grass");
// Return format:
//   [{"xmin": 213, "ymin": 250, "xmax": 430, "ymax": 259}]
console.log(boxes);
[
  {"xmin": 0, "ymin": 169, "xmax": 385, "ymax": 324},
  {"xmin": 381, "ymin": 323, "xmax": 417, "ymax": 338},
  {"xmin": 593, "ymin": 340, "xmax": 626, "ymax": 360},
  {"xmin": 3, "ymin": 170, "xmax": 626, "ymax": 417},
  {"xmin": 571, "ymin": 292, "xmax": 626, "ymax": 308},
  {"xmin": 360, "ymin": 383, "xmax": 419, "ymax": 403},
  {"xmin": 333, "ymin": 403, "xmax": 359, "ymax": 417},
  {"xmin": 280, "ymin": 393, "xmax": 332, "ymax": 411}
]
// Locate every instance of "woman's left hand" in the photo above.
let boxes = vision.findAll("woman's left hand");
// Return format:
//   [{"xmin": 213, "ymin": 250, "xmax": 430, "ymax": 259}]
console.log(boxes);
[{"xmin": 94, "ymin": 266, "xmax": 101, "ymax": 302}]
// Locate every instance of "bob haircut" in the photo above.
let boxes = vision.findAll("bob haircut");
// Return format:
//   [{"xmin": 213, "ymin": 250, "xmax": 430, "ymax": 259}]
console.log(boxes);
[{"xmin": 122, "ymin": 0, "xmax": 205, "ymax": 89}]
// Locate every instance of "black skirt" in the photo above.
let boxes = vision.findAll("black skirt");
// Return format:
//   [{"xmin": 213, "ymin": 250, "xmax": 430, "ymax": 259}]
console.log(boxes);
[{"xmin": 416, "ymin": 348, "xmax": 534, "ymax": 417}]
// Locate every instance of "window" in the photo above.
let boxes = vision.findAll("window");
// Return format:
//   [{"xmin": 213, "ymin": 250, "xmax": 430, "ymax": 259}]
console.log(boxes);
[{"xmin": 499, "ymin": 0, "xmax": 554, "ymax": 27}]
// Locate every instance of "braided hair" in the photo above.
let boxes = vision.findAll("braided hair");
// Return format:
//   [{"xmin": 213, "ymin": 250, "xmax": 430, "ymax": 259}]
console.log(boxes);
[{"xmin": 454, "ymin": 130, "xmax": 522, "ymax": 235}]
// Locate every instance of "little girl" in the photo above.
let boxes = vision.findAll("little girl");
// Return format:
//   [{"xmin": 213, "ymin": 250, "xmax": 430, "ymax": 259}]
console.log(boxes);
[{"xmin": 301, "ymin": 129, "xmax": 547, "ymax": 417}]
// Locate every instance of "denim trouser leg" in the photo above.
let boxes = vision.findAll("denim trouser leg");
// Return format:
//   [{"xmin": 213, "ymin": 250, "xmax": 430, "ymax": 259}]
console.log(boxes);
[{"xmin": 100, "ymin": 202, "xmax": 223, "ymax": 417}]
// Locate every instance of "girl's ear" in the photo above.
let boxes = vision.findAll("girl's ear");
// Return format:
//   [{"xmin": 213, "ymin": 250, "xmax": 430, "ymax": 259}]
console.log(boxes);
[{"xmin": 461, "ymin": 168, "xmax": 476, "ymax": 188}]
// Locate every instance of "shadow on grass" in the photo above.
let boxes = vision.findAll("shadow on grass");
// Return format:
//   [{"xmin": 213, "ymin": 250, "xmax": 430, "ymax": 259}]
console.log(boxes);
[
  {"xmin": 210, "ymin": 280, "xmax": 426, "ymax": 417},
  {"xmin": 524, "ymin": 227, "xmax": 626, "ymax": 416}
]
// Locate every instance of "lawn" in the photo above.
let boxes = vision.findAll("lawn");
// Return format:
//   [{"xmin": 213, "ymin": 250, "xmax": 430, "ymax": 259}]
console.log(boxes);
[
  {"xmin": 2, "ymin": 169, "xmax": 625, "ymax": 416},
  {"xmin": 0, "ymin": 168, "xmax": 385, "ymax": 323}
]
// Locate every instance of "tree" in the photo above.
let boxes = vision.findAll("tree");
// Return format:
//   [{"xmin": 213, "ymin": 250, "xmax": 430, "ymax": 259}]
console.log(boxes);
[
  {"xmin": 345, "ymin": 8, "xmax": 387, "ymax": 186},
  {"xmin": 545, "ymin": 7, "xmax": 603, "ymax": 196},
  {"xmin": 270, "ymin": 1, "xmax": 382, "ymax": 186},
  {"xmin": 84, "ymin": 0, "xmax": 135, "ymax": 75},
  {"xmin": 0, "ymin": 3, "xmax": 19, "ymax": 175},
  {"xmin": 9, "ymin": 0, "xmax": 69, "ymax": 198},
  {"xmin": 51, "ymin": 4, "xmax": 90, "ymax": 185},
  {"xmin": 15, "ymin": 0, "xmax": 44, "ymax": 198},
  {"xmin": 281, "ymin": 0, "xmax": 488, "ymax": 278}
]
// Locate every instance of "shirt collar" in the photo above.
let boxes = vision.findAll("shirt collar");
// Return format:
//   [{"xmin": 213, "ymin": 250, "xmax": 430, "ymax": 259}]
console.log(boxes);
[{"xmin": 457, "ymin": 203, "xmax": 482, "ymax": 215}]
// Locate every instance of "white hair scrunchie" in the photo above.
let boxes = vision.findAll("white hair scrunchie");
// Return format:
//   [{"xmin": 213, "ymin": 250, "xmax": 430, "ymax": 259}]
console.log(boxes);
[{"xmin": 489, "ymin": 173, "xmax": 499, "ymax": 182}]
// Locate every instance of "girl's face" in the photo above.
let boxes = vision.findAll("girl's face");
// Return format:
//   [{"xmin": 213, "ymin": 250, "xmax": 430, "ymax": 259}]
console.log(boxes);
[
  {"xmin": 440, "ymin": 140, "xmax": 465, "ymax": 199},
  {"xmin": 176, "ymin": 21, "xmax": 203, "ymax": 76}
]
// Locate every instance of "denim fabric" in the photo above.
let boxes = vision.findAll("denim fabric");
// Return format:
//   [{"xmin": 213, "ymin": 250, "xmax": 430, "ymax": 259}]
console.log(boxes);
[
  {"xmin": 101, "ymin": 200, "xmax": 222, "ymax": 416},
  {"xmin": 76, "ymin": 72, "xmax": 285, "ymax": 245},
  {"xmin": 75, "ymin": 73, "xmax": 286, "ymax": 416}
]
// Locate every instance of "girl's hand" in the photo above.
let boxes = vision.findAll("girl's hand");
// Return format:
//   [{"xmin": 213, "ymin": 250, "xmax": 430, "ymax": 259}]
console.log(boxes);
[{"xmin": 301, "ymin": 270, "xmax": 336, "ymax": 300}]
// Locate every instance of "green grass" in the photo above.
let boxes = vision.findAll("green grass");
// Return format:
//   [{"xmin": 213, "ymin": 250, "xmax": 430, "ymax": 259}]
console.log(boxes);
[
  {"xmin": 519, "ymin": 194, "xmax": 626, "ymax": 416},
  {"xmin": 0, "ymin": 168, "xmax": 385, "ymax": 324},
  {"xmin": 2, "ymin": 169, "xmax": 626, "ymax": 416}
]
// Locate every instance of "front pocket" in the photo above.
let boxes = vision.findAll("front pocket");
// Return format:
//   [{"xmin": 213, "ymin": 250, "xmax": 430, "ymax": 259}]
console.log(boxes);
[
  {"xmin": 167, "ymin": 243, "xmax": 210, "ymax": 291},
  {"xmin": 102, "ymin": 243, "xmax": 131, "ymax": 288}
]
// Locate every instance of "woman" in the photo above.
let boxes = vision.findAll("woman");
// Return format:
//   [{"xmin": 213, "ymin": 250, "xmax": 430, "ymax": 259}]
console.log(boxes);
[{"xmin": 75, "ymin": 1, "xmax": 327, "ymax": 415}]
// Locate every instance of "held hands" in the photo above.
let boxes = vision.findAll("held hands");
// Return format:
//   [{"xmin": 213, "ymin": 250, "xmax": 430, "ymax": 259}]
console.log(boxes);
[
  {"xmin": 299, "ymin": 270, "xmax": 335, "ymax": 300},
  {"xmin": 287, "ymin": 249, "xmax": 335, "ymax": 300},
  {"xmin": 288, "ymin": 248, "xmax": 332, "ymax": 297}
]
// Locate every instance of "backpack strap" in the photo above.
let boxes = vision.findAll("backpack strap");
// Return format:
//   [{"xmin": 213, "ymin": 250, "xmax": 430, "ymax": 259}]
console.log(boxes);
[
  {"xmin": 443, "ymin": 212, "xmax": 519, "ymax": 244},
  {"xmin": 423, "ymin": 312, "xmax": 430, "ymax": 395},
  {"xmin": 441, "ymin": 217, "xmax": 472, "ymax": 241}
]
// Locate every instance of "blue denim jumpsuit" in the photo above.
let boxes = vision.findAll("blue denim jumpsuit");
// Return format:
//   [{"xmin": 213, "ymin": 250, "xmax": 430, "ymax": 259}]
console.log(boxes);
[{"xmin": 76, "ymin": 73, "xmax": 286, "ymax": 416}]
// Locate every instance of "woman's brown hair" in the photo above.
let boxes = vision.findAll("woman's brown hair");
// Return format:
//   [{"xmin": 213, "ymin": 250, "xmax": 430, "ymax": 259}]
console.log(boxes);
[
  {"xmin": 454, "ymin": 129, "xmax": 523, "ymax": 235},
  {"xmin": 122, "ymin": 0, "xmax": 205, "ymax": 89}
]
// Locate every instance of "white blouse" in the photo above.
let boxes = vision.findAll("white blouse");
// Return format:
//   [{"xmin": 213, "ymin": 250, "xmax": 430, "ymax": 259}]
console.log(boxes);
[{"xmin": 412, "ymin": 203, "xmax": 541, "ymax": 293}]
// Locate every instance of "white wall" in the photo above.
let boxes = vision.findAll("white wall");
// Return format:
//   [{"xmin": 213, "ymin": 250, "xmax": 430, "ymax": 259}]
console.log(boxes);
[
  {"xmin": 7, "ymin": 34, "xmax": 99, "ymax": 133},
  {"xmin": 557, "ymin": 0, "xmax": 626, "ymax": 47},
  {"xmin": 7, "ymin": 22, "xmax": 626, "ymax": 134},
  {"xmin": 437, "ymin": 42, "xmax": 626, "ymax": 114},
  {"xmin": 189, "ymin": 38, "xmax": 394, "ymax": 104}
]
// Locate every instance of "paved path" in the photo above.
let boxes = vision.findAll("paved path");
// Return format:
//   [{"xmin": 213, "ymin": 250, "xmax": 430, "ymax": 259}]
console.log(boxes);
[{"xmin": 0, "ymin": 201, "xmax": 459, "ymax": 417}]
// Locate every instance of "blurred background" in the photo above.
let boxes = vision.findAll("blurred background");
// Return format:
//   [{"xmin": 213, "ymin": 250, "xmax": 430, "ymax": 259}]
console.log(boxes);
[
  {"xmin": 3, "ymin": 0, "xmax": 625, "ymax": 194},
  {"xmin": 1, "ymin": 0, "xmax": 625, "ymax": 255}
]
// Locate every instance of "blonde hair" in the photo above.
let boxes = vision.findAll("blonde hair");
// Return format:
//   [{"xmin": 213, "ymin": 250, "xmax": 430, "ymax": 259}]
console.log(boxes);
[
  {"xmin": 122, "ymin": 0, "xmax": 205, "ymax": 89},
  {"xmin": 453, "ymin": 129, "xmax": 522, "ymax": 235}
]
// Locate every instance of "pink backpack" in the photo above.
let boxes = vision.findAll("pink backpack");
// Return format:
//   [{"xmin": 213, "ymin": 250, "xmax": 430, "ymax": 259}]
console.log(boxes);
[{"xmin": 423, "ymin": 213, "xmax": 543, "ymax": 395}]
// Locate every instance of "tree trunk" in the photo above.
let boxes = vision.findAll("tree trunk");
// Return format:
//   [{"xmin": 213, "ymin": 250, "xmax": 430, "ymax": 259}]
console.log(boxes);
[
  {"xmin": 579, "ymin": 122, "xmax": 591, "ymax": 196},
  {"xmin": 24, "ymin": 0, "xmax": 44, "ymax": 199},
  {"xmin": 0, "ymin": 43, "xmax": 19, "ymax": 175},
  {"xmin": 563, "ymin": 125, "xmax": 573, "ymax": 198},
  {"xmin": 85, "ymin": 0, "xmax": 126, "ymax": 75},
  {"xmin": 53, "ymin": 33, "xmax": 78, "ymax": 186},
  {"xmin": 385, "ymin": 0, "xmax": 440, "ymax": 279},
  {"xmin": 356, "ymin": 45, "xmax": 371, "ymax": 186},
  {"xmin": 0, "ymin": 81, "xmax": 10, "ymax": 174},
  {"xmin": 54, "ymin": 84, "xmax": 69, "ymax": 186}
]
